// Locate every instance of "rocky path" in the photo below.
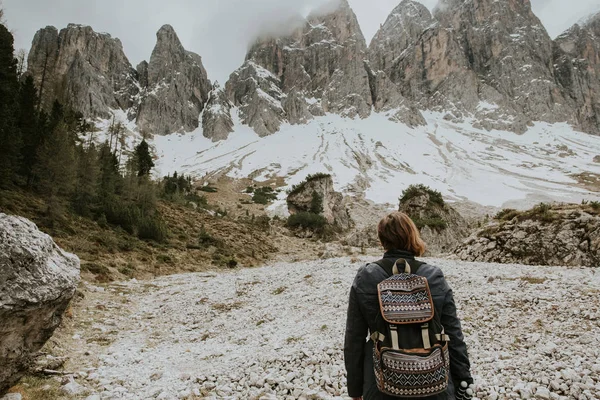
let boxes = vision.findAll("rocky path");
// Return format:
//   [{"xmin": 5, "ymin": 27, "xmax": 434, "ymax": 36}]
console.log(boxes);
[{"xmin": 65, "ymin": 258, "xmax": 600, "ymax": 400}]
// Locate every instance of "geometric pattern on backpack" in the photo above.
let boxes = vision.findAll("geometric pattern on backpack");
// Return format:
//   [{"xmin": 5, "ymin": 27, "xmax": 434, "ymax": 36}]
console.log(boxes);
[
  {"xmin": 373, "ymin": 258, "xmax": 450, "ymax": 398},
  {"xmin": 379, "ymin": 274, "xmax": 434, "ymax": 324},
  {"xmin": 374, "ymin": 344, "xmax": 450, "ymax": 398}
]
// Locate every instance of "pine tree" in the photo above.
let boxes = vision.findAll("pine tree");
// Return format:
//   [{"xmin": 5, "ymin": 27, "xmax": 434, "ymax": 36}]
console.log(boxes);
[
  {"xmin": 73, "ymin": 143, "xmax": 99, "ymax": 216},
  {"xmin": 135, "ymin": 139, "xmax": 154, "ymax": 177},
  {"xmin": 97, "ymin": 141, "xmax": 121, "ymax": 201},
  {"xmin": 0, "ymin": 23, "xmax": 21, "ymax": 187},
  {"xmin": 33, "ymin": 120, "xmax": 76, "ymax": 196},
  {"xmin": 18, "ymin": 75, "xmax": 41, "ymax": 185}
]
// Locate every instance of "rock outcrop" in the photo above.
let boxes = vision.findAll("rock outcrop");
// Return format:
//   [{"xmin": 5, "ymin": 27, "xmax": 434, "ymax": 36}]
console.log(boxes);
[
  {"xmin": 399, "ymin": 186, "xmax": 469, "ymax": 255},
  {"xmin": 136, "ymin": 25, "xmax": 212, "ymax": 136},
  {"xmin": 225, "ymin": 0, "xmax": 373, "ymax": 136},
  {"xmin": 366, "ymin": 0, "xmax": 600, "ymax": 134},
  {"xmin": 225, "ymin": 61, "xmax": 286, "ymax": 137},
  {"xmin": 27, "ymin": 24, "xmax": 212, "ymax": 137},
  {"xmin": 202, "ymin": 83, "xmax": 234, "ymax": 142},
  {"xmin": 27, "ymin": 24, "xmax": 139, "ymax": 118},
  {"xmin": 0, "ymin": 214, "xmax": 80, "ymax": 395},
  {"xmin": 554, "ymin": 12, "xmax": 600, "ymax": 135},
  {"xmin": 455, "ymin": 204, "xmax": 600, "ymax": 266},
  {"xmin": 287, "ymin": 174, "xmax": 352, "ymax": 230}
]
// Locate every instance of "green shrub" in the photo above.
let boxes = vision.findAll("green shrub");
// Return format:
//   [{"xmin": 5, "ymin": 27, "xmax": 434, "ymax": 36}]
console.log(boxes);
[
  {"xmin": 82, "ymin": 262, "xmax": 110, "ymax": 275},
  {"xmin": 137, "ymin": 216, "xmax": 169, "ymax": 242},
  {"xmin": 495, "ymin": 208, "xmax": 520, "ymax": 221},
  {"xmin": 199, "ymin": 186, "xmax": 218, "ymax": 193},
  {"xmin": 156, "ymin": 254, "xmax": 174, "ymax": 264},
  {"xmin": 198, "ymin": 226, "xmax": 222, "ymax": 248},
  {"xmin": 400, "ymin": 184, "xmax": 444, "ymax": 207},
  {"xmin": 310, "ymin": 191, "xmax": 324, "ymax": 214},
  {"xmin": 412, "ymin": 216, "xmax": 448, "ymax": 230},
  {"xmin": 119, "ymin": 264, "xmax": 135, "ymax": 277},
  {"xmin": 245, "ymin": 186, "xmax": 255, "ymax": 194},
  {"xmin": 590, "ymin": 201, "xmax": 600, "ymax": 210},
  {"xmin": 97, "ymin": 213, "xmax": 108, "ymax": 228},
  {"xmin": 287, "ymin": 212, "xmax": 327, "ymax": 230},
  {"xmin": 254, "ymin": 215, "xmax": 271, "ymax": 230},
  {"xmin": 252, "ymin": 186, "xmax": 278, "ymax": 205}
]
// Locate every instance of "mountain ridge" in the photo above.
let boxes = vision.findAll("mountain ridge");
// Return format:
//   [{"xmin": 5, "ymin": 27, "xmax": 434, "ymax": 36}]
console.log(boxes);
[
  {"xmin": 20, "ymin": 0, "xmax": 600, "ymax": 208},
  {"xmin": 25, "ymin": 1, "xmax": 600, "ymax": 137}
]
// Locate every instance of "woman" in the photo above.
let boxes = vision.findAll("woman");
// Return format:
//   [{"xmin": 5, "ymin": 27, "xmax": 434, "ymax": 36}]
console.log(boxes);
[{"xmin": 344, "ymin": 212, "xmax": 473, "ymax": 400}]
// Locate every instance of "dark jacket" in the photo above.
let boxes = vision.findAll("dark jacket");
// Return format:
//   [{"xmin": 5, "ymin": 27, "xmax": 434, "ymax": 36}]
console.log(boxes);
[{"xmin": 344, "ymin": 250, "xmax": 472, "ymax": 399}]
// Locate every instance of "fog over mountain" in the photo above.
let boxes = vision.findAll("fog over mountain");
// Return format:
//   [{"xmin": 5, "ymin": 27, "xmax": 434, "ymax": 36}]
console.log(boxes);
[{"xmin": 3, "ymin": 0, "xmax": 599, "ymax": 83}]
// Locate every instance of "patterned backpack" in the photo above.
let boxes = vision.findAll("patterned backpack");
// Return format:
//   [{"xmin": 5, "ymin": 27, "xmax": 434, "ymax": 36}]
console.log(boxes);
[{"xmin": 371, "ymin": 258, "xmax": 450, "ymax": 398}]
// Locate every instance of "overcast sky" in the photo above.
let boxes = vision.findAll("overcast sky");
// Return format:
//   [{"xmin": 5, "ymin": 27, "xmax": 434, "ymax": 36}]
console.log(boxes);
[{"xmin": 3, "ymin": 0, "xmax": 600, "ymax": 83}]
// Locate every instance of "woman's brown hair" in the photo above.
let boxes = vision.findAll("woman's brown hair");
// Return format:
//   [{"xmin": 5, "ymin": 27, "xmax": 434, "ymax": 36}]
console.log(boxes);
[{"xmin": 377, "ymin": 211, "xmax": 426, "ymax": 256}]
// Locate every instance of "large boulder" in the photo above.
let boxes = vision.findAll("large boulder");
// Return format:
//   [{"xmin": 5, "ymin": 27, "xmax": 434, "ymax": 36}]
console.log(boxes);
[
  {"xmin": 0, "ymin": 214, "xmax": 80, "ymax": 395},
  {"xmin": 455, "ymin": 204, "xmax": 600, "ymax": 266},
  {"xmin": 287, "ymin": 174, "xmax": 352, "ymax": 230},
  {"xmin": 399, "ymin": 186, "xmax": 469, "ymax": 255}
]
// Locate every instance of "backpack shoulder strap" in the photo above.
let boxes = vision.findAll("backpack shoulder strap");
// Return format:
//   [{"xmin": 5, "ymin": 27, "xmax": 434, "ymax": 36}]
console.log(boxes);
[
  {"xmin": 373, "ymin": 258, "xmax": 395, "ymax": 276},
  {"xmin": 374, "ymin": 258, "xmax": 425, "ymax": 276}
]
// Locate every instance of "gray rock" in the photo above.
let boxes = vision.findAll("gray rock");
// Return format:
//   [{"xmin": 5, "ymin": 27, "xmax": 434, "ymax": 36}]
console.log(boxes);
[
  {"xmin": 136, "ymin": 61, "xmax": 149, "ymax": 89},
  {"xmin": 62, "ymin": 379, "xmax": 86, "ymax": 396},
  {"xmin": 287, "ymin": 175, "xmax": 353, "ymax": 230},
  {"xmin": 0, "ymin": 214, "xmax": 80, "ymax": 396},
  {"xmin": 365, "ymin": 64, "xmax": 425, "ymax": 127},
  {"xmin": 27, "ymin": 24, "xmax": 139, "ymax": 118},
  {"xmin": 1, "ymin": 394, "xmax": 22, "ymax": 400},
  {"xmin": 136, "ymin": 25, "xmax": 212, "ymax": 136},
  {"xmin": 399, "ymin": 190, "xmax": 469, "ymax": 256},
  {"xmin": 226, "ymin": 0, "xmax": 372, "ymax": 136},
  {"xmin": 455, "ymin": 205, "xmax": 600, "ymax": 266},
  {"xmin": 226, "ymin": 61, "xmax": 286, "ymax": 137},
  {"xmin": 553, "ymin": 12, "xmax": 600, "ymax": 135},
  {"xmin": 434, "ymin": 0, "xmax": 574, "ymax": 127},
  {"xmin": 368, "ymin": 0, "xmax": 434, "ymax": 76},
  {"xmin": 202, "ymin": 82, "xmax": 234, "ymax": 142}
]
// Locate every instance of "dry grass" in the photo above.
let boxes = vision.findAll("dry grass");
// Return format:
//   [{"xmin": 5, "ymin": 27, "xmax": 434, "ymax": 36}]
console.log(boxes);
[
  {"xmin": 272, "ymin": 286, "xmax": 287, "ymax": 295},
  {"xmin": 8, "ymin": 376, "xmax": 66, "ymax": 400},
  {"xmin": 521, "ymin": 276, "xmax": 547, "ymax": 284},
  {"xmin": 0, "ymin": 187, "xmax": 278, "ymax": 283}
]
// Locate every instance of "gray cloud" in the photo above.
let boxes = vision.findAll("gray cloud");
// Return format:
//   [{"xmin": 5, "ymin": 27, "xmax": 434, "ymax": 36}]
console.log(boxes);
[{"xmin": 2, "ymin": 0, "xmax": 599, "ymax": 84}]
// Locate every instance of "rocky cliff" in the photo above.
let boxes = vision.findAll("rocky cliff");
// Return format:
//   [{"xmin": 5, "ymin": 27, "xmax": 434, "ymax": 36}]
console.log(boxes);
[
  {"xmin": 554, "ymin": 12, "xmax": 600, "ymax": 135},
  {"xmin": 202, "ymin": 83, "xmax": 234, "ymax": 142},
  {"xmin": 455, "ymin": 204, "xmax": 600, "ymax": 266},
  {"xmin": 136, "ymin": 25, "xmax": 212, "ymax": 136},
  {"xmin": 25, "ymin": 1, "xmax": 600, "ymax": 140},
  {"xmin": 27, "ymin": 24, "xmax": 211, "ymax": 137},
  {"xmin": 27, "ymin": 24, "xmax": 138, "ymax": 118},
  {"xmin": 225, "ymin": 0, "xmax": 375, "ymax": 136}
]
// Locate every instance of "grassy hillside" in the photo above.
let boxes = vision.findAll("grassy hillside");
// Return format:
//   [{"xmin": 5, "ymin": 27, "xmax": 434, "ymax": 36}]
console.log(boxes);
[{"xmin": 0, "ymin": 188, "xmax": 278, "ymax": 282}]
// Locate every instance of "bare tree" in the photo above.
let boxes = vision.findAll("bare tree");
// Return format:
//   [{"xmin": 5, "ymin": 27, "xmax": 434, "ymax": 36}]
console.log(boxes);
[{"xmin": 16, "ymin": 48, "xmax": 27, "ymax": 77}]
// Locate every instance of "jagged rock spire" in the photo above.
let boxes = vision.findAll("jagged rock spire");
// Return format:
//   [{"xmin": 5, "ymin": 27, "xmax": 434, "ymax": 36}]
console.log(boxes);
[{"xmin": 136, "ymin": 24, "xmax": 212, "ymax": 136}]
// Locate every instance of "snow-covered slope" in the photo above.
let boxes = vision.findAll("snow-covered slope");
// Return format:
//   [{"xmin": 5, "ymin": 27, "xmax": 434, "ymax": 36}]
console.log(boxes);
[{"xmin": 151, "ymin": 109, "xmax": 600, "ymax": 209}]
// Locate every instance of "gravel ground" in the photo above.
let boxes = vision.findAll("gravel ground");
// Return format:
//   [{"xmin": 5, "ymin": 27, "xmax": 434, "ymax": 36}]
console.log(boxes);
[{"xmin": 69, "ymin": 257, "xmax": 600, "ymax": 400}]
